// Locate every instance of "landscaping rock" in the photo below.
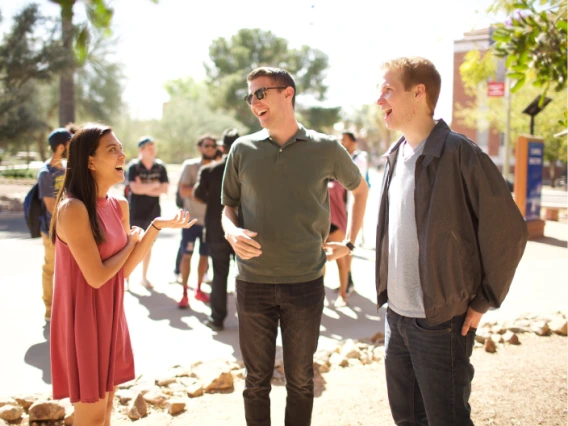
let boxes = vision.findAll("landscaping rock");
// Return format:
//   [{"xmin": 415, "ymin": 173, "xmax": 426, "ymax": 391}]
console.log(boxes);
[
  {"xmin": 503, "ymin": 331, "xmax": 520, "ymax": 345},
  {"xmin": 127, "ymin": 393, "xmax": 147, "ymax": 420},
  {"xmin": 29, "ymin": 400, "xmax": 65, "ymax": 421},
  {"xmin": 549, "ymin": 318, "xmax": 567, "ymax": 336},
  {"xmin": 14, "ymin": 394, "xmax": 36, "ymax": 411},
  {"xmin": 340, "ymin": 340, "xmax": 361, "ymax": 360},
  {"xmin": 142, "ymin": 387, "xmax": 168, "ymax": 407},
  {"xmin": 372, "ymin": 346, "xmax": 384, "ymax": 362},
  {"xmin": 0, "ymin": 404, "xmax": 23, "ymax": 422},
  {"xmin": 329, "ymin": 352, "xmax": 348, "ymax": 368},
  {"xmin": 231, "ymin": 368, "xmax": 246, "ymax": 380},
  {"xmin": 183, "ymin": 379, "xmax": 203, "ymax": 398},
  {"xmin": 370, "ymin": 331, "xmax": 385, "ymax": 344},
  {"xmin": 484, "ymin": 337, "xmax": 497, "ymax": 353},
  {"xmin": 115, "ymin": 389, "xmax": 135, "ymax": 405},
  {"xmin": 167, "ymin": 399, "xmax": 186, "ymax": 416},
  {"xmin": 530, "ymin": 321, "xmax": 550, "ymax": 336},
  {"xmin": 156, "ymin": 376, "xmax": 177, "ymax": 387},
  {"xmin": 490, "ymin": 334, "xmax": 504, "ymax": 344},
  {"xmin": 0, "ymin": 398, "xmax": 18, "ymax": 409},
  {"xmin": 195, "ymin": 363, "xmax": 234, "ymax": 393},
  {"xmin": 168, "ymin": 366, "xmax": 192, "ymax": 378}
]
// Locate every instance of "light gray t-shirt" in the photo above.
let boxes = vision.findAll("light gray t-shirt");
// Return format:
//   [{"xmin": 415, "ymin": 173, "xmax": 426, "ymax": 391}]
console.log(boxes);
[
  {"xmin": 387, "ymin": 139, "xmax": 426, "ymax": 318},
  {"xmin": 179, "ymin": 158, "xmax": 207, "ymax": 226}
]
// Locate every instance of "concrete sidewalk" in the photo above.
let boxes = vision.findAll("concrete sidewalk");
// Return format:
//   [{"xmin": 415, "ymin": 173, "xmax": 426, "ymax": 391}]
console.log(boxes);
[{"xmin": 0, "ymin": 174, "xmax": 566, "ymax": 398}]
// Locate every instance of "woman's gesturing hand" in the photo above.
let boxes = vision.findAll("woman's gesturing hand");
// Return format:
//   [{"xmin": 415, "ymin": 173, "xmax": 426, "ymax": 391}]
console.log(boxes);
[{"xmin": 153, "ymin": 210, "xmax": 197, "ymax": 230}]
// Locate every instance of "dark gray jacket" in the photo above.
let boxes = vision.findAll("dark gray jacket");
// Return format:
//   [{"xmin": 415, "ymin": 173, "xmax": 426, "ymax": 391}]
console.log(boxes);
[{"xmin": 376, "ymin": 120, "xmax": 528, "ymax": 324}]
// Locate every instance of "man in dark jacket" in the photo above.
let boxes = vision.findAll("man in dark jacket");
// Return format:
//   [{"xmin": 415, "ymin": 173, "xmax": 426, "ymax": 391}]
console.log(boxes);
[
  {"xmin": 194, "ymin": 128, "xmax": 240, "ymax": 331},
  {"xmin": 375, "ymin": 57, "xmax": 528, "ymax": 425}
]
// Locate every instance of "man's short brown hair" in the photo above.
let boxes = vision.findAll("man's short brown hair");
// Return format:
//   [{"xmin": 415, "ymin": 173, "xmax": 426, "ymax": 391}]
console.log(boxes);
[
  {"xmin": 247, "ymin": 67, "xmax": 296, "ymax": 108},
  {"xmin": 381, "ymin": 57, "xmax": 441, "ymax": 117}
]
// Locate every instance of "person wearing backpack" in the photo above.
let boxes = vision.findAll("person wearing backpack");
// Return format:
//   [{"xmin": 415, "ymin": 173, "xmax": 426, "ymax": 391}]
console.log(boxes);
[{"xmin": 36, "ymin": 128, "xmax": 72, "ymax": 321}]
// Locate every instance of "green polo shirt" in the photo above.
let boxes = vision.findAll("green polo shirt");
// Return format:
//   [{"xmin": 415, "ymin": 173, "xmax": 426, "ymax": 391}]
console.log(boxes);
[{"xmin": 222, "ymin": 124, "xmax": 361, "ymax": 284}]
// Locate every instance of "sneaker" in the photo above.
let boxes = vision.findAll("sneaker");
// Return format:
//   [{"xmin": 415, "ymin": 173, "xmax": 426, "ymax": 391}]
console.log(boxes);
[
  {"xmin": 194, "ymin": 289, "xmax": 210, "ymax": 303},
  {"xmin": 204, "ymin": 318, "xmax": 224, "ymax": 332},
  {"xmin": 202, "ymin": 272, "xmax": 213, "ymax": 284},
  {"xmin": 178, "ymin": 294, "xmax": 190, "ymax": 309},
  {"xmin": 334, "ymin": 297, "xmax": 348, "ymax": 308}
]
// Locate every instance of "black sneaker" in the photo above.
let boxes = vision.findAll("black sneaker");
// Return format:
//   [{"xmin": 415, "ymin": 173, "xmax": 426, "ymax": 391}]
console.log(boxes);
[{"xmin": 204, "ymin": 319, "xmax": 224, "ymax": 332}]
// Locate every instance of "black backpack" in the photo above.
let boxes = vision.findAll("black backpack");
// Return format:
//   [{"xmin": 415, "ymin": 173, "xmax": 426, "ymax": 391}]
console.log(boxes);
[{"xmin": 23, "ymin": 183, "xmax": 46, "ymax": 238}]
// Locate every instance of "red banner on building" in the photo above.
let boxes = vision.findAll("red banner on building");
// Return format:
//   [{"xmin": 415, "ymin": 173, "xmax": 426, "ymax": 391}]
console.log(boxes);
[{"xmin": 487, "ymin": 81, "xmax": 505, "ymax": 97}]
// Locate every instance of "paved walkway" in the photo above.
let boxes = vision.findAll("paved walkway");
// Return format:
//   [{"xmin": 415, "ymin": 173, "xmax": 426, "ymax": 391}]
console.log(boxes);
[{"xmin": 0, "ymin": 171, "xmax": 566, "ymax": 398}]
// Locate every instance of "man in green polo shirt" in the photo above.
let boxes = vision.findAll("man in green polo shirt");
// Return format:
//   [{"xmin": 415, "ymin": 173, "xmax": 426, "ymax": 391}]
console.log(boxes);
[{"xmin": 222, "ymin": 67, "xmax": 369, "ymax": 426}]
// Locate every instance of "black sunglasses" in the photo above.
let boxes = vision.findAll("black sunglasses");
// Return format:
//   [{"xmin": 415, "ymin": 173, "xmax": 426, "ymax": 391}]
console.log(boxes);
[{"xmin": 244, "ymin": 86, "xmax": 287, "ymax": 105}]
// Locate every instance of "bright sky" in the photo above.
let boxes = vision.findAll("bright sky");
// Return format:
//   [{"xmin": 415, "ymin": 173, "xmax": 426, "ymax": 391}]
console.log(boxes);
[{"xmin": 2, "ymin": 0, "xmax": 500, "ymax": 123}]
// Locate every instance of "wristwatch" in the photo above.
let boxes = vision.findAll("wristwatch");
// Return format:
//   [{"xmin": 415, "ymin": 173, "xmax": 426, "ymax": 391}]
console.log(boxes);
[{"xmin": 344, "ymin": 241, "xmax": 355, "ymax": 254}]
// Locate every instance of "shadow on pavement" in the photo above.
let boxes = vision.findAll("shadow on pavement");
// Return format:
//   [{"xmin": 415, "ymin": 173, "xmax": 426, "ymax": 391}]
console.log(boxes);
[
  {"xmin": 533, "ymin": 236, "xmax": 568, "ymax": 248},
  {"xmin": 0, "ymin": 213, "xmax": 30, "ymax": 239},
  {"xmin": 202, "ymin": 291, "xmax": 243, "ymax": 360},
  {"xmin": 128, "ymin": 288, "xmax": 208, "ymax": 330},
  {"xmin": 24, "ymin": 323, "xmax": 51, "ymax": 385},
  {"xmin": 320, "ymin": 287, "xmax": 385, "ymax": 343}
]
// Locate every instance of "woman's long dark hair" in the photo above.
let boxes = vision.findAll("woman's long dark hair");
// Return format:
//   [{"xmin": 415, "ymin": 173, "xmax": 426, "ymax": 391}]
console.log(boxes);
[{"xmin": 50, "ymin": 124, "xmax": 112, "ymax": 245}]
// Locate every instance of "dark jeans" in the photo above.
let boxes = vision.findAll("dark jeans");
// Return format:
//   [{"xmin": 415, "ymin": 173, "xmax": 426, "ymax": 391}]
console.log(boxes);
[
  {"xmin": 209, "ymin": 241, "xmax": 234, "ymax": 325},
  {"xmin": 385, "ymin": 308, "xmax": 476, "ymax": 426},
  {"xmin": 236, "ymin": 277, "xmax": 325, "ymax": 426}
]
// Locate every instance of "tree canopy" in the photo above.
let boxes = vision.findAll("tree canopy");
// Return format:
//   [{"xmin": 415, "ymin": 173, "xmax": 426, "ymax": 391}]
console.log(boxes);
[
  {"xmin": 0, "ymin": 4, "xmax": 66, "ymax": 155},
  {"xmin": 205, "ymin": 28, "xmax": 331, "ymax": 131},
  {"xmin": 490, "ymin": 0, "xmax": 567, "ymax": 95}
]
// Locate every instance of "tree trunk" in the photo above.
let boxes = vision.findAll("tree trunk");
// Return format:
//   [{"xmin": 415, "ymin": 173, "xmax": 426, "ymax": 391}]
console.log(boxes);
[
  {"xmin": 550, "ymin": 160, "xmax": 557, "ymax": 188},
  {"xmin": 59, "ymin": 3, "xmax": 75, "ymax": 127},
  {"xmin": 37, "ymin": 131, "xmax": 47, "ymax": 162}
]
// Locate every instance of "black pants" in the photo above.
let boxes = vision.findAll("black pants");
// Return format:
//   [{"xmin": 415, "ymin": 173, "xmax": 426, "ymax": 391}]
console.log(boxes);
[
  {"xmin": 209, "ymin": 241, "xmax": 234, "ymax": 325},
  {"xmin": 236, "ymin": 277, "xmax": 325, "ymax": 426}
]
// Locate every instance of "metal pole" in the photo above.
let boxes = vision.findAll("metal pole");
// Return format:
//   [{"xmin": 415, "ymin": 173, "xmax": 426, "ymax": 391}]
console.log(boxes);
[
  {"xmin": 530, "ymin": 116, "xmax": 535, "ymax": 135},
  {"xmin": 503, "ymin": 78, "xmax": 511, "ymax": 180}
]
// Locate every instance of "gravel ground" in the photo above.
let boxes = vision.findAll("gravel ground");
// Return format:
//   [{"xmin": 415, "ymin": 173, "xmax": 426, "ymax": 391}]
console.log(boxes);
[{"xmin": 109, "ymin": 333, "xmax": 567, "ymax": 426}]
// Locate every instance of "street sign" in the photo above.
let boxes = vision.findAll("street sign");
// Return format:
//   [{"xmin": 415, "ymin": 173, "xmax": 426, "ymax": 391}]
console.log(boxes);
[{"xmin": 487, "ymin": 81, "xmax": 505, "ymax": 97}]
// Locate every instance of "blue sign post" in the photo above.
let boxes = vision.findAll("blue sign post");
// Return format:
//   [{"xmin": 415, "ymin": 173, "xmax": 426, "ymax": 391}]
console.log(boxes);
[
  {"xmin": 514, "ymin": 136, "xmax": 545, "ymax": 239},
  {"xmin": 525, "ymin": 142, "xmax": 543, "ymax": 221}
]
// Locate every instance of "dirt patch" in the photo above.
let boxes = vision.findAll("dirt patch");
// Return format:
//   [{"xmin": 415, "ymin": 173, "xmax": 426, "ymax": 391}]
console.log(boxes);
[{"xmin": 110, "ymin": 334, "xmax": 566, "ymax": 425}]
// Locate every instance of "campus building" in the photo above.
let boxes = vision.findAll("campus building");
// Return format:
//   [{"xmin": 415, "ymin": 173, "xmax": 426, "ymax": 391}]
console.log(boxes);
[{"xmin": 452, "ymin": 27, "xmax": 506, "ymax": 164}]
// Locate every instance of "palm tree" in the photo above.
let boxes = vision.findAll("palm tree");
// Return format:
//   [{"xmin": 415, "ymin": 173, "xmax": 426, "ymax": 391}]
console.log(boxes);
[{"xmin": 50, "ymin": 0, "xmax": 114, "ymax": 126}]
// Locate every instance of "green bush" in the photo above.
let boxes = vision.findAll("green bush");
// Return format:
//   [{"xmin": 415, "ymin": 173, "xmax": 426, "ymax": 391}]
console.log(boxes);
[{"xmin": 0, "ymin": 168, "xmax": 36, "ymax": 179}]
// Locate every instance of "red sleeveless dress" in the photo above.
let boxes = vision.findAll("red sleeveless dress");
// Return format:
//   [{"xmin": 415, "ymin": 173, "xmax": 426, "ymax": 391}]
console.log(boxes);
[{"xmin": 50, "ymin": 196, "xmax": 135, "ymax": 403}]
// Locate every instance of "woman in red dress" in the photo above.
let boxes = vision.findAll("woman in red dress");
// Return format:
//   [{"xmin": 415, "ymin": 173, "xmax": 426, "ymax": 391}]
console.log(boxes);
[{"xmin": 49, "ymin": 124, "xmax": 195, "ymax": 425}]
